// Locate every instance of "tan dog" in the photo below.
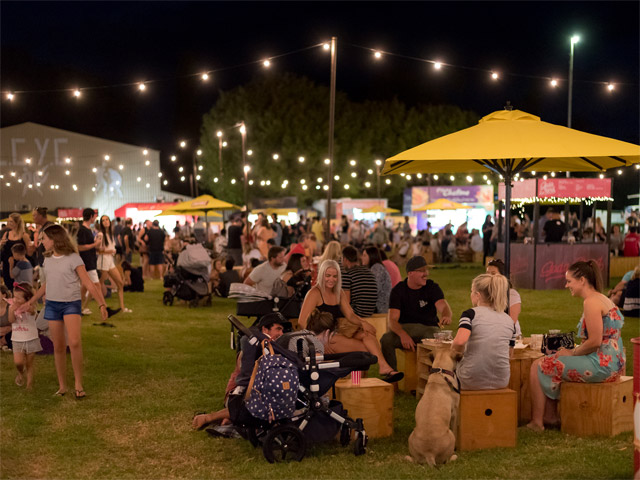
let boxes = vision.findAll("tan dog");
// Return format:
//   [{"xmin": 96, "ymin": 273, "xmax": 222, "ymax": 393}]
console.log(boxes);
[{"xmin": 408, "ymin": 345, "xmax": 462, "ymax": 466}]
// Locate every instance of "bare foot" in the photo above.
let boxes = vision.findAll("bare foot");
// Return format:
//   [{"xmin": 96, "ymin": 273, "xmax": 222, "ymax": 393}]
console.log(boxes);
[{"xmin": 526, "ymin": 422, "xmax": 545, "ymax": 432}]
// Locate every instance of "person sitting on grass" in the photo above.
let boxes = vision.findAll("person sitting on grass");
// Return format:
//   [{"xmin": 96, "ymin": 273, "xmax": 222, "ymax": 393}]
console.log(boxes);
[
  {"xmin": 191, "ymin": 315, "xmax": 285, "ymax": 437},
  {"xmin": 121, "ymin": 261, "xmax": 144, "ymax": 293},
  {"xmin": 527, "ymin": 260, "xmax": 626, "ymax": 431},
  {"xmin": 298, "ymin": 259, "xmax": 403, "ymax": 383},
  {"xmin": 452, "ymin": 274, "xmax": 516, "ymax": 390}
]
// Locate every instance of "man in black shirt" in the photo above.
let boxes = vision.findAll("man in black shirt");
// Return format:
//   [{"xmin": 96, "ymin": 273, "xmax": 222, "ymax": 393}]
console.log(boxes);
[
  {"xmin": 380, "ymin": 256, "xmax": 452, "ymax": 370},
  {"xmin": 30, "ymin": 206, "xmax": 53, "ymax": 267},
  {"xmin": 144, "ymin": 220, "xmax": 166, "ymax": 279},
  {"xmin": 120, "ymin": 218, "xmax": 135, "ymax": 264},
  {"xmin": 227, "ymin": 217, "xmax": 244, "ymax": 268},
  {"xmin": 77, "ymin": 208, "xmax": 102, "ymax": 315},
  {"xmin": 543, "ymin": 209, "xmax": 566, "ymax": 243}
]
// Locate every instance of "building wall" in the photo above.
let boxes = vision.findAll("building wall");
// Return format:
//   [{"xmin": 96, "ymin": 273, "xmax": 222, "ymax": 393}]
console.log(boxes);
[{"xmin": 1, "ymin": 122, "xmax": 167, "ymax": 217}]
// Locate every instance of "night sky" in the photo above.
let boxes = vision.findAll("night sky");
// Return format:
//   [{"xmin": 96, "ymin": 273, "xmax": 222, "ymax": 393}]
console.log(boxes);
[{"xmin": 2, "ymin": 1, "xmax": 638, "ymax": 198}]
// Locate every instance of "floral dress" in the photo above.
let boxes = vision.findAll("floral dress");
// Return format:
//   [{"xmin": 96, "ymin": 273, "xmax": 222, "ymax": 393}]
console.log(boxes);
[{"xmin": 537, "ymin": 306, "xmax": 625, "ymax": 400}]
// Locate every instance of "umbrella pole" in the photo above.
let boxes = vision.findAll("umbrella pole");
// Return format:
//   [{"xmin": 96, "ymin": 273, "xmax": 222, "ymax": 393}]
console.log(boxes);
[{"xmin": 504, "ymin": 166, "xmax": 512, "ymax": 282}]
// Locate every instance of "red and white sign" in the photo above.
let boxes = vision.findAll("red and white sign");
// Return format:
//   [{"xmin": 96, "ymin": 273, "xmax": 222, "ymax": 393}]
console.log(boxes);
[{"xmin": 499, "ymin": 178, "xmax": 611, "ymax": 200}]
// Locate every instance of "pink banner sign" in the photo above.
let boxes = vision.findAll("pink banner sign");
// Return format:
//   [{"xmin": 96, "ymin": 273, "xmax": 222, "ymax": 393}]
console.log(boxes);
[
  {"xmin": 535, "ymin": 243, "xmax": 609, "ymax": 290},
  {"xmin": 537, "ymin": 178, "xmax": 611, "ymax": 198}
]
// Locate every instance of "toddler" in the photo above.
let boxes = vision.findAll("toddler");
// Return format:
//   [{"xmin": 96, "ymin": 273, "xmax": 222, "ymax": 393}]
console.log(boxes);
[
  {"xmin": 9, "ymin": 243, "xmax": 33, "ymax": 285},
  {"xmin": 8, "ymin": 282, "xmax": 41, "ymax": 389}
]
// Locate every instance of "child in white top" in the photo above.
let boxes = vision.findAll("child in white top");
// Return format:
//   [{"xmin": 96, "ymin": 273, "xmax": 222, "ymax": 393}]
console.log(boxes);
[
  {"xmin": 8, "ymin": 282, "xmax": 41, "ymax": 389},
  {"xmin": 20, "ymin": 224, "xmax": 107, "ymax": 399}
]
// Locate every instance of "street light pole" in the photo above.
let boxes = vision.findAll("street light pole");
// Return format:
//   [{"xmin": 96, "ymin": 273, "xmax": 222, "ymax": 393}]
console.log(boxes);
[
  {"xmin": 216, "ymin": 130, "xmax": 224, "ymax": 179},
  {"xmin": 567, "ymin": 34, "xmax": 579, "ymax": 178},
  {"xmin": 325, "ymin": 36, "xmax": 337, "ymax": 242}
]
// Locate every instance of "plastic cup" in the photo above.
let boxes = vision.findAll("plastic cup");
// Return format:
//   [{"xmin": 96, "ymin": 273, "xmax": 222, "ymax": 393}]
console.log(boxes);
[
  {"xmin": 531, "ymin": 334, "xmax": 544, "ymax": 351},
  {"xmin": 441, "ymin": 330, "xmax": 453, "ymax": 341},
  {"xmin": 351, "ymin": 370, "xmax": 361, "ymax": 385},
  {"xmin": 434, "ymin": 332, "xmax": 447, "ymax": 343}
]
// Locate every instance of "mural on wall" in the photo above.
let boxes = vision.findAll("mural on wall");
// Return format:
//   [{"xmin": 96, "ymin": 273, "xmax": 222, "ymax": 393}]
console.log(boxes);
[{"xmin": 95, "ymin": 163, "xmax": 123, "ymax": 199}]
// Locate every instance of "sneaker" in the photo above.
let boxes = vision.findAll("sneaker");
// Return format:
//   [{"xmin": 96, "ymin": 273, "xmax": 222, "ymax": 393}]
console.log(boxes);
[
  {"xmin": 122, "ymin": 308, "xmax": 133, "ymax": 313},
  {"xmin": 82, "ymin": 308, "xmax": 92, "ymax": 316}
]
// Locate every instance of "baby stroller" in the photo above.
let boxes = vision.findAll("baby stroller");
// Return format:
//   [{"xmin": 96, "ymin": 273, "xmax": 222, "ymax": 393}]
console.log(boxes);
[
  {"xmin": 227, "ymin": 314, "xmax": 377, "ymax": 463},
  {"xmin": 162, "ymin": 244, "xmax": 212, "ymax": 307}
]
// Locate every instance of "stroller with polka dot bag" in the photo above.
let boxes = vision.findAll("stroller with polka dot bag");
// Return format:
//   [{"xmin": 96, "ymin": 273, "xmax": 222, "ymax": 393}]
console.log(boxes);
[{"xmin": 227, "ymin": 314, "xmax": 377, "ymax": 463}]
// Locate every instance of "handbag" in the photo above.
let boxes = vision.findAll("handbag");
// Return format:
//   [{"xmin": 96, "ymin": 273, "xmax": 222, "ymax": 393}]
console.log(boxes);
[{"xmin": 542, "ymin": 332, "xmax": 575, "ymax": 354}]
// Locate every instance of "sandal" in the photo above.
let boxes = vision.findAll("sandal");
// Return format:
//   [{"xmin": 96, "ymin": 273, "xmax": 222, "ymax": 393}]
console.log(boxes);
[
  {"xmin": 74, "ymin": 389, "xmax": 86, "ymax": 399},
  {"xmin": 53, "ymin": 389, "xmax": 66, "ymax": 397},
  {"xmin": 15, "ymin": 373, "xmax": 24, "ymax": 387},
  {"xmin": 381, "ymin": 371, "xmax": 404, "ymax": 383}
]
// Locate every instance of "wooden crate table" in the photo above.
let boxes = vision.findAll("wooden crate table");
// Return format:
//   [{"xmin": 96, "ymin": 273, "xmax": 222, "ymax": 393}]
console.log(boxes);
[
  {"xmin": 559, "ymin": 375, "xmax": 634, "ymax": 437},
  {"xmin": 396, "ymin": 349, "xmax": 418, "ymax": 394},
  {"xmin": 333, "ymin": 377, "xmax": 394, "ymax": 438},
  {"xmin": 509, "ymin": 347, "xmax": 544, "ymax": 425}
]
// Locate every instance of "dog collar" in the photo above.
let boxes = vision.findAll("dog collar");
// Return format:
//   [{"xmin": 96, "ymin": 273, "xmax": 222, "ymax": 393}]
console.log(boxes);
[{"xmin": 430, "ymin": 367, "xmax": 461, "ymax": 394}]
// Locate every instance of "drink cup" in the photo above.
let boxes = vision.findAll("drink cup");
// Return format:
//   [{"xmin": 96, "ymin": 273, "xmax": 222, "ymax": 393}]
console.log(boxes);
[
  {"xmin": 434, "ymin": 332, "xmax": 447, "ymax": 343},
  {"xmin": 351, "ymin": 370, "xmax": 361, "ymax": 385},
  {"xmin": 441, "ymin": 330, "xmax": 453, "ymax": 341},
  {"xmin": 531, "ymin": 334, "xmax": 544, "ymax": 351}
]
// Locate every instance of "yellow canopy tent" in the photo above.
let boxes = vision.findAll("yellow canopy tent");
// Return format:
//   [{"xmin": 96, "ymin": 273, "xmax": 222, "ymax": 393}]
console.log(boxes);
[
  {"xmin": 1, "ymin": 212, "xmax": 58, "ymax": 224},
  {"xmin": 156, "ymin": 195, "xmax": 235, "ymax": 240},
  {"xmin": 413, "ymin": 198, "xmax": 471, "ymax": 212},
  {"xmin": 382, "ymin": 109, "xmax": 640, "ymax": 273},
  {"xmin": 360, "ymin": 206, "xmax": 400, "ymax": 214},
  {"xmin": 253, "ymin": 208, "xmax": 298, "ymax": 217}
]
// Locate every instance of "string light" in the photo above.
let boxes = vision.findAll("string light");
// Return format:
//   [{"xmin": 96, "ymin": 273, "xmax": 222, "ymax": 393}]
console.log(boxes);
[
  {"xmin": 138, "ymin": 83, "xmax": 146, "ymax": 91},
  {"xmin": 344, "ymin": 184, "xmax": 350, "ymax": 189},
  {"xmin": 317, "ymin": 177, "xmax": 323, "ymax": 182},
  {"xmin": 118, "ymin": 164, "xmax": 124, "ymax": 170},
  {"xmin": 433, "ymin": 174, "xmax": 439, "ymax": 180},
  {"xmin": 145, "ymin": 160, "xmax": 150, "ymax": 166},
  {"xmin": 365, "ymin": 181, "xmax": 371, "ymax": 188},
  {"xmin": 65, "ymin": 170, "xmax": 70, "ymax": 175},
  {"xmin": 180, "ymin": 176, "xmax": 186, "ymax": 181},
  {"xmin": 617, "ymin": 169, "xmax": 623, "ymax": 175},
  {"xmin": 367, "ymin": 169, "xmax": 373, "ymax": 174},
  {"xmin": 406, "ymin": 174, "xmax": 412, "ymax": 180},
  {"xmin": 178, "ymin": 166, "xmax": 184, "ymax": 172},
  {"xmin": 373, "ymin": 51, "xmax": 382, "ymax": 59},
  {"xmin": 302, "ymin": 184, "xmax": 308, "ymax": 190},
  {"xmin": 550, "ymin": 79, "xmax": 558, "ymax": 87},
  {"xmin": 334, "ymin": 175, "xmax": 340, "ymax": 180},
  {"xmin": 73, "ymin": 89, "xmax": 81, "ymax": 98},
  {"xmin": 163, "ymin": 180, "xmax": 168, "ymax": 186},
  {"xmin": 324, "ymin": 158, "xmax": 330, "ymax": 165},
  {"xmin": 385, "ymin": 178, "xmax": 391, "ymax": 184},
  {"xmin": 6, "ymin": 92, "xmax": 14, "ymax": 101},
  {"xmin": 491, "ymin": 72, "xmax": 499, "ymax": 80},
  {"xmin": 222, "ymin": 141, "xmax": 228, "ymax": 147},
  {"xmin": 171, "ymin": 155, "xmax": 177, "ymax": 161},
  {"xmin": 351, "ymin": 172, "xmax": 357, "ymax": 178},
  {"xmin": 607, "ymin": 83, "xmax": 615, "ymax": 92},
  {"xmin": 201, "ymin": 73, "xmax": 209, "ymax": 81},
  {"xmin": 197, "ymin": 149, "xmax": 202, "ymax": 156},
  {"xmin": 180, "ymin": 141, "xmax": 186, "ymax": 148},
  {"xmin": 263, "ymin": 59, "xmax": 271, "ymax": 67},
  {"xmin": 104, "ymin": 155, "xmax": 110, "ymax": 161},
  {"xmin": 323, "ymin": 185, "xmax": 329, "ymax": 191},
  {"xmin": 217, "ymin": 131, "xmax": 223, "ymax": 138},
  {"xmin": 91, "ymin": 167, "xmax": 97, "ymax": 173},
  {"xmin": 298, "ymin": 156, "xmax": 305, "ymax": 163},
  {"xmin": 143, "ymin": 149, "xmax": 148, "ymax": 155},
  {"xmin": 449, "ymin": 175, "xmax": 455, "ymax": 181},
  {"xmin": 272, "ymin": 153, "xmax": 279, "ymax": 160},
  {"xmin": 300, "ymin": 179, "xmax": 306, "ymax": 184},
  {"xmin": 323, "ymin": 43, "xmax": 330, "ymax": 50},
  {"xmin": 416, "ymin": 173, "xmax": 422, "ymax": 179},
  {"xmin": 137, "ymin": 177, "xmax": 142, "ymax": 182},
  {"xmin": 213, "ymin": 177, "xmax": 219, "ymax": 183},
  {"xmin": 247, "ymin": 149, "xmax": 253, "ymax": 156},
  {"xmin": 433, "ymin": 62, "xmax": 442, "ymax": 70}
]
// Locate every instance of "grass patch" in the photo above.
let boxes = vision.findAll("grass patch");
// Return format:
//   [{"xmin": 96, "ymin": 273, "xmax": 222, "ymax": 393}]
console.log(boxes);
[{"xmin": 1, "ymin": 267, "xmax": 636, "ymax": 478}]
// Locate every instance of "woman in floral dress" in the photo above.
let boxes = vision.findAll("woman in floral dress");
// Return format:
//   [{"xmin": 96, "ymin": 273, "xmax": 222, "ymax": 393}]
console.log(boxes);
[{"xmin": 527, "ymin": 260, "xmax": 625, "ymax": 431}]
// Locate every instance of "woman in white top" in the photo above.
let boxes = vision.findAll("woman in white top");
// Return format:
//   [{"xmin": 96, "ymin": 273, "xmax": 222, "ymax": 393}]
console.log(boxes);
[
  {"xmin": 97, "ymin": 216, "xmax": 130, "ymax": 313},
  {"xmin": 486, "ymin": 259, "xmax": 522, "ymax": 337}
]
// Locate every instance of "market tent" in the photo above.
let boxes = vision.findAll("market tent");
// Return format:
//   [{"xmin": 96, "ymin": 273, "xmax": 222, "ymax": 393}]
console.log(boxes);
[
  {"xmin": 1, "ymin": 212, "xmax": 58, "ymax": 223},
  {"xmin": 382, "ymin": 109, "xmax": 640, "ymax": 274}
]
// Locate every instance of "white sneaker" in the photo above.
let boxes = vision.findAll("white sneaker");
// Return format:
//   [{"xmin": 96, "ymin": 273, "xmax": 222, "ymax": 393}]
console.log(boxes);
[
  {"xmin": 122, "ymin": 308, "xmax": 132, "ymax": 313},
  {"xmin": 82, "ymin": 308, "xmax": 92, "ymax": 315}
]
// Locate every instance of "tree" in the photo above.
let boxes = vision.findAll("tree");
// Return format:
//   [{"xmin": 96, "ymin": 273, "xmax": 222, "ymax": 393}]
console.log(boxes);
[{"xmin": 199, "ymin": 73, "xmax": 479, "ymax": 209}]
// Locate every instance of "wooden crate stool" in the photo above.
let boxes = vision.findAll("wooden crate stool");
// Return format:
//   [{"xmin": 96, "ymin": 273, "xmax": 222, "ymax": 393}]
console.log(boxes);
[
  {"xmin": 457, "ymin": 388, "xmax": 517, "ymax": 451},
  {"xmin": 334, "ymin": 377, "xmax": 394, "ymax": 438},
  {"xmin": 366, "ymin": 314, "xmax": 388, "ymax": 342},
  {"xmin": 396, "ymin": 349, "xmax": 418, "ymax": 394},
  {"xmin": 559, "ymin": 376, "xmax": 633, "ymax": 436}
]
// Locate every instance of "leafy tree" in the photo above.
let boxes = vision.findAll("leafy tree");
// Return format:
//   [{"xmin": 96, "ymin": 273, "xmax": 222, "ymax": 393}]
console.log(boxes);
[{"xmin": 199, "ymin": 73, "xmax": 478, "ymax": 209}]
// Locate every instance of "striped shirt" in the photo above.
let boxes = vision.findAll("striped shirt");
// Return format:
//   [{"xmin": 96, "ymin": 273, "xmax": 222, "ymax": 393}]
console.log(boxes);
[
  {"xmin": 342, "ymin": 265, "xmax": 378, "ymax": 318},
  {"xmin": 457, "ymin": 306, "xmax": 516, "ymax": 390}
]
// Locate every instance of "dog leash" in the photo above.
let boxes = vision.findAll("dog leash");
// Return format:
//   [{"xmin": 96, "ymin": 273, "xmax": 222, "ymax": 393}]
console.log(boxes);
[{"xmin": 430, "ymin": 367, "xmax": 461, "ymax": 394}]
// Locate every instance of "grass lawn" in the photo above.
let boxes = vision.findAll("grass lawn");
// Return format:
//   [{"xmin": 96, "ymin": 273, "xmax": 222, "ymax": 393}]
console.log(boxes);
[{"xmin": 1, "ymin": 266, "xmax": 637, "ymax": 479}]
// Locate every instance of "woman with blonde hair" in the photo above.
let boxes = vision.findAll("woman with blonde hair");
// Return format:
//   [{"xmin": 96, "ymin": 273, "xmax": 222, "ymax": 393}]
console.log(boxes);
[
  {"xmin": 319, "ymin": 240, "xmax": 342, "ymax": 264},
  {"xmin": 0, "ymin": 213, "xmax": 33, "ymax": 292},
  {"xmin": 298, "ymin": 259, "xmax": 403, "ymax": 383},
  {"xmin": 452, "ymin": 273, "xmax": 516, "ymax": 390}
]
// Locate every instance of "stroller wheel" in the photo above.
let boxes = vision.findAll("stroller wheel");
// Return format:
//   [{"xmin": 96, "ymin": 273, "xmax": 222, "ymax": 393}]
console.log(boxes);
[
  {"xmin": 162, "ymin": 292, "xmax": 174, "ymax": 306},
  {"xmin": 262, "ymin": 425, "xmax": 306, "ymax": 463},
  {"xmin": 353, "ymin": 432, "xmax": 368, "ymax": 456},
  {"xmin": 340, "ymin": 424, "xmax": 351, "ymax": 446}
]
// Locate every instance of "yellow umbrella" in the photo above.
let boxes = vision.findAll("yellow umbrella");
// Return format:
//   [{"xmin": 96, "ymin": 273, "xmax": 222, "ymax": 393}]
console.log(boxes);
[
  {"xmin": 156, "ymin": 209, "xmax": 221, "ymax": 217},
  {"xmin": 382, "ymin": 108, "xmax": 640, "ymax": 274},
  {"xmin": 413, "ymin": 198, "xmax": 471, "ymax": 212},
  {"xmin": 1, "ymin": 212, "xmax": 57, "ymax": 223},
  {"xmin": 161, "ymin": 194, "xmax": 239, "ymax": 212},
  {"xmin": 361, "ymin": 206, "xmax": 400, "ymax": 214},
  {"xmin": 253, "ymin": 207, "xmax": 298, "ymax": 216}
]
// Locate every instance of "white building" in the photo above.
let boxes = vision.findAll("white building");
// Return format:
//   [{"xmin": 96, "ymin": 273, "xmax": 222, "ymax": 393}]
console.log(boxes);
[{"xmin": 0, "ymin": 122, "xmax": 175, "ymax": 217}]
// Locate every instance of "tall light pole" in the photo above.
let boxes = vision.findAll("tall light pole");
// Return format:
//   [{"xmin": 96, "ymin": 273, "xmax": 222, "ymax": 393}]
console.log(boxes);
[
  {"xmin": 567, "ymin": 34, "xmax": 580, "ymax": 178},
  {"xmin": 375, "ymin": 159, "xmax": 382, "ymax": 204},
  {"xmin": 216, "ymin": 130, "xmax": 224, "ymax": 179},
  {"xmin": 325, "ymin": 36, "xmax": 337, "ymax": 242}
]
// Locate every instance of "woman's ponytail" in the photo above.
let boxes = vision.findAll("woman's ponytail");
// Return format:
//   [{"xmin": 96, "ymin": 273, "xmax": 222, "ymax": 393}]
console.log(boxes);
[
  {"xmin": 472, "ymin": 273, "xmax": 508, "ymax": 312},
  {"xmin": 568, "ymin": 260, "xmax": 603, "ymax": 292}
]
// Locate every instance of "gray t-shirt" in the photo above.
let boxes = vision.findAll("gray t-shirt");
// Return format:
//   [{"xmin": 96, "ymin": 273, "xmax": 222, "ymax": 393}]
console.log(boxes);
[
  {"xmin": 248, "ymin": 262, "xmax": 286, "ymax": 294},
  {"xmin": 456, "ymin": 306, "xmax": 516, "ymax": 391},
  {"xmin": 43, "ymin": 253, "xmax": 85, "ymax": 302}
]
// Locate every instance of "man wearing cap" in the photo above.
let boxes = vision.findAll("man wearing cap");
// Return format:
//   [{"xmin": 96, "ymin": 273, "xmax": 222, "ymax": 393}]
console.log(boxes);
[{"xmin": 380, "ymin": 255, "xmax": 452, "ymax": 370}]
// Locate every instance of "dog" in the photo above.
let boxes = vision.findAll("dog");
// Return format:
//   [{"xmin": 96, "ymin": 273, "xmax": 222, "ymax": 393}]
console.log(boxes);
[{"xmin": 407, "ymin": 345, "xmax": 462, "ymax": 466}]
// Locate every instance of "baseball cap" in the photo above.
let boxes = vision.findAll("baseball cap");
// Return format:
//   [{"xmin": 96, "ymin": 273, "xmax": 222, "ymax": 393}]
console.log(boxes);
[{"xmin": 406, "ymin": 255, "xmax": 429, "ymax": 272}]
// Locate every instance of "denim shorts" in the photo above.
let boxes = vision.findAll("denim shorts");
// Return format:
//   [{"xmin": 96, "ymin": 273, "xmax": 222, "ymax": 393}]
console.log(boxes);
[{"xmin": 44, "ymin": 300, "xmax": 82, "ymax": 320}]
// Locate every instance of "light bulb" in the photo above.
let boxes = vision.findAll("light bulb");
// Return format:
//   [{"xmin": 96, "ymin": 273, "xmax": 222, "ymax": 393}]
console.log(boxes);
[
  {"xmin": 273, "ymin": 153, "xmax": 279, "ymax": 160},
  {"xmin": 617, "ymin": 169, "xmax": 623, "ymax": 175},
  {"xmin": 180, "ymin": 176, "xmax": 185, "ymax": 181},
  {"xmin": 373, "ymin": 51, "xmax": 382, "ymax": 59},
  {"xmin": 406, "ymin": 174, "xmax": 412, "ymax": 180},
  {"xmin": 202, "ymin": 73, "xmax": 209, "ymax": 81},
  {"xmin": 138, "ymin": 83, "xmax": 146, "ymax": 91},
  {"xmin": 607, "ymin": 83, "xmax": 615, "ymax": 92},
  {"xmin": 365, "ymin": 182, "xmax": 371, "ymax": 188},
  {"xmin": 260, "ymin": 180, "xmax": 265, "ymax": 186},
  {"xmin": 104, "ymin": 155, "xmax": 110, "ymax": 160},
  {"xmin": 213, "ymin": 177, "xmax": 219, "ymax": 183},
  {"xmin": 222, "ymin": 141, "xmax": 228, "ymax": 147},
  {"xmin": 243, "ymin": 165, "xmax": 250, "ymax": 173},
  {"xmin": 344, "ymin": 184, "xmax": 350, "ymax": 190},
  {"xmin": 25, "ymin": 158, "xmax": 31, "ymax": 164},
  {"xmin": 433, "ymin": 174, "xmax": 439, "ymax": 180},
  {"xmin": 217, "ymin": 131, "xmax": 223, "ymax": 138},
  {"xmin": 466, "ymin": 175, "xmax": 473, "ymax": 182},
  {"xmin": 334, "ymin": 175, "xmax": 340, "ymax": 180},
  {"xmin": 300, "ymin": 179, "xmax": 306, "ymax": 184},
  {"xmin": 302, "ymin": 184, "xmax": 308, "ymax": 190},
  {"xmin": 316, "ymin": 185, "xmax": 320, "ymax": 190},
  {"xmin": 196, "ymin": 175, "xmax": 201, "ymax": 180},
  {"xmin": 146, "ymin": 183, "xmax": 150, "ymax": 188},
  {"xmin": 73, "ymin": 89, "xmax": 81, "ymax": 97},
  {"xmin": 375, "ymin": 159, "xmax": 382, "ymax": 166},
  {"xmin": 434, "ymin": 62, "xmax": 442, "ymax": 70},
  {"xmin": 249, "ymin": 180, "xmax": 254, "ymax": 185},
  {"xmin": 137, "ymin": 177, "xmax": 142, "ymax": 182},
  {"xmin": 298, "ymin": 156, "xmax": 305, "ymax": 163},
  {"xmin": 180, "ymin": 141, "xmax": 186, "ymax": 148},
  {"xmin": 450, "ymin": 175, "xmax": 455, "ymax": 181},
  {"xmin": 198, "ymin": 165, "xmax": 203, "ymax": 171},
  {"xmin": 324, "ymin": 158, "xmax": 330, "ymax": 165},
  {"xmin": 163, "ymin": 180, "xmax": 168, "ymax": 185},
  {"xmin": 351, "ymin": 172, "xmax": 357, "ymax": 178},
  {"xmin": 143, "ymin": 149, "xmax": 148, "ymax": 155},
  {"xmin": 385, "ymin": 179, "xmax": 391, "ymax": 184},
  {"xmin": 263, "ymin": 59, "xmax": 271, "ymax": 67},
  {"xmin": 323, "ymin": 43, "xmax": 330, "ymax": 50},
  {"xmin": 179, "ymin": 167, "xmax": 184, "ymax": 172},
  {"xmin": 323, "ymin": 185, "xmax": 329, "ymax": 191},
  {"xmin": 350, "ymin": 159, "xmax": 356, "ymax": 166},
  {"xmin": 599, "ymin": 173, "xmax": 605, "ymax": 179},
  {"xmin": 171, "ymin": 155, "xmax": 177, "ymax": 161},
  {"xmin": 92, "ymin": 168, "xmax": 97, "ymax": 173},
  {"xmin": 491, "ymin": 72, "xmax": 499, "ymax": 80},
  {"xmin": 550, "ymin": 79, "xmax": 558, "ymax": 87},
  {"xmin": 145, "ymin": 160, "xmax": 151, "ymax": 166},
  {"xmin": 317, "ymin": 177, "xmax": 323, "ymax": 182},
  {"xmin": 247, "ymin": 149, "xmax": 253, "ymax": 156},
  {"xmin": 65, "ymin": 170, "xmax": 70, "ymax": 176},
  {"xmin": 118, "ymin": 165, "xmax": 124, "ymax": 170},
  {"xmin": 7, "ymin": 92, "xmax": 14, "ymax": 101},
  {"xmin": 367, "ymin": 169, "xmax": 373, "ymax": 175},
  {"xmin": 416, "ymin": 173, "xmax": 422, "ymax": 179},
  {"xmin": 197, "ymin": 149, "xmax": 202, "ymax": 156}
]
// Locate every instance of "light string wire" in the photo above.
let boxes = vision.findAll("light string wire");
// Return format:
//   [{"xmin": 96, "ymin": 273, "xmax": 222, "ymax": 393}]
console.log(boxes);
[{"xmin": 2, "ymin": 40, "xmax": 636, "ymax": 97}]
